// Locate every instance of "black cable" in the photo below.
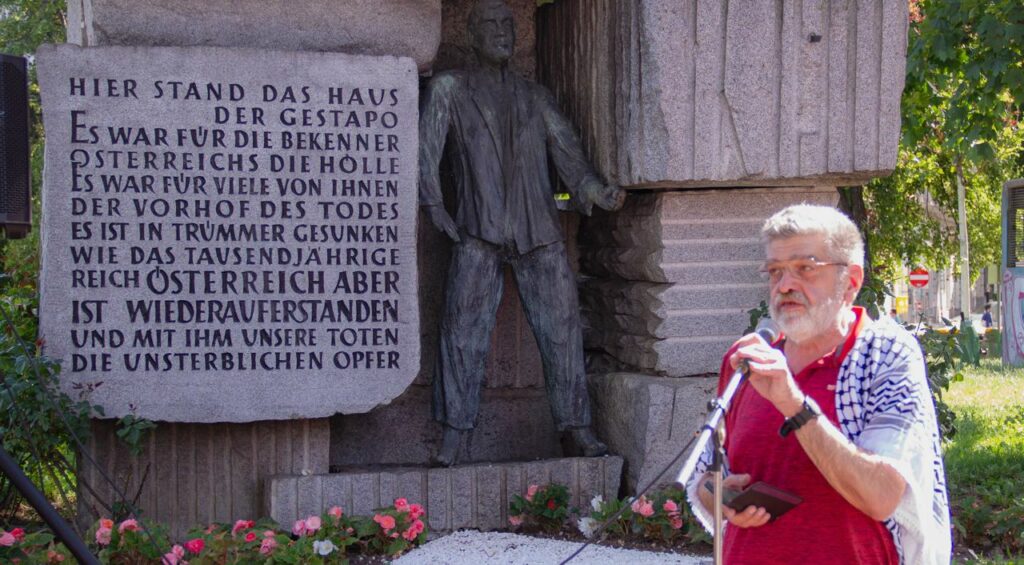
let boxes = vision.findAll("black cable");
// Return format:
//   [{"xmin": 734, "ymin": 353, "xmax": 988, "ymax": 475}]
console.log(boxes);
[{"xmin": 559, "ymin": 432, "xmax": 700, "ymax": 565}]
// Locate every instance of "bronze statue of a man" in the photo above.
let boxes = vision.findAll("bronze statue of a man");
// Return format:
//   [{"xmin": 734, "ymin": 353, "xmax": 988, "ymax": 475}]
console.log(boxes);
[{"xmin": 419, "ymin": 0, "xmax": 625, "ymax": 466}]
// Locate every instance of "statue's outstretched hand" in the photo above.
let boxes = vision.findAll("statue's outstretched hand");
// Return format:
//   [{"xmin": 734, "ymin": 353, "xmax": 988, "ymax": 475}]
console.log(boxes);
[
  {"xmin": 425, "ymin": 205, "xmax": 461, "ymax": 242},
  {"xmin": 596, "ymin": 185, "xmax": 627, "ymax": 212}
]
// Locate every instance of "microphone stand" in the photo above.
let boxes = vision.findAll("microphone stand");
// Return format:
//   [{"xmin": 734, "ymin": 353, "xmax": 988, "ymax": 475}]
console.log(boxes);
[{"xmin": 675, "ymin": 360, "xmax": 748, "ymax": 565}]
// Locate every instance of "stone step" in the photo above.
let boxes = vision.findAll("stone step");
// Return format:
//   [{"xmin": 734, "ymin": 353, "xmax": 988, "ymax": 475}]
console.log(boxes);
[
  {"xmin": 265, "ymin": 457, "xmax": 623, "ymax": 534},
  {"xmin": 660, "ymin": 283, "xmax": 767, "ymax": 311},
  {"xmin": 661, "ymin": 262, "xmax": 764, "ymax": 285},
  {"xmin": 660, "ymin": 219, "xmax": 764, "ymax": 240},
  {"xmin": 653, "ymin": 337, "xmax": 737, "ymax": 376},
  {"xmin": 661, "ymin": 238, "xmax": 763, "ymax": 263},
  {"xmin": 659, "ymin": 309, "xmax": 751, "ymax": 339}
]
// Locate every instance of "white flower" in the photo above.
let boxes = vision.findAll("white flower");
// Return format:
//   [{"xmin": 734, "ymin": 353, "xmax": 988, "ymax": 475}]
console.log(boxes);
[
  {"xmin": 577, "ymin": 517, "xmax": 598, "ymax": 538},
  {"xmin": 313, "ymin": 540, "xmax": 337, "ymax": 556},
  {"xmin": 590, "ymin": 495, "xmax": 604, "ymax": 512}
]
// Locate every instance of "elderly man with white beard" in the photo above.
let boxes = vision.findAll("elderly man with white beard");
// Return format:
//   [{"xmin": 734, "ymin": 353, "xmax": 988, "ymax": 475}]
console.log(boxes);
[{"xmin": 684, "ymin": 204, "xmax": 951, "ymax": 565}]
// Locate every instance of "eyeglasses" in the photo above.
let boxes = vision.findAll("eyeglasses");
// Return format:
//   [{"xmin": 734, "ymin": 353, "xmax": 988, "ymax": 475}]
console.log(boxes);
[{"xmin": 759, "ymin": 258, "xmax": 848, "ymax": 284}]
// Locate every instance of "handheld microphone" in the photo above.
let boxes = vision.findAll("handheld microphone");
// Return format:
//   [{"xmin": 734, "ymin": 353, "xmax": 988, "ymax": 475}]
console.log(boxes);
[
  {"xmin": 734, "ymin": 318, "xmax": 781, "ymax": 377},
  {"xmin": 674, "ymin": 318, "xmax": 779, "ymax": 486},
  {"xmin": 722, "ymin": 318, "xmax": 780, "ymax": 406}
]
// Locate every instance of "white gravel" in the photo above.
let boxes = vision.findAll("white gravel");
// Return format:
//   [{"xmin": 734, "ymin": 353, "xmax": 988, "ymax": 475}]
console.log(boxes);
[{"xmin": 394, "ymin": 531, "xmax": 708, "ymax": 565}]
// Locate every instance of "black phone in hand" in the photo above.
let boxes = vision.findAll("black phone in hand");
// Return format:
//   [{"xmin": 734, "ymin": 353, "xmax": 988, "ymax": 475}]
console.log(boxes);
[{"xmin": 704, "ymin": 480, "xmax": 803, "ymax": 522}]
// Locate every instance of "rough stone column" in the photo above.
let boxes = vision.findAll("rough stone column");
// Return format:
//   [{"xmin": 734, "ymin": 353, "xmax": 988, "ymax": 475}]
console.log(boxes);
[{"xmin": 536, "ymin": 0, "xmax": 909, "ymax": 490}]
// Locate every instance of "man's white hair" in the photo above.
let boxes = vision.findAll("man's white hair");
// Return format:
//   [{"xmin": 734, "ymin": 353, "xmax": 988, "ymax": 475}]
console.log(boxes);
[{"xmin": 761, "ymin": 204, "xmax": 864, "ymax": 267}]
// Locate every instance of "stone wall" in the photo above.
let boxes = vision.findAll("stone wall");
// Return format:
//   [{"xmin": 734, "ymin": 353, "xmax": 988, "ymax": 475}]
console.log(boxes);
[{"xmin": 537, "ymin": 0, "xmax": 909, "ymax": 188}]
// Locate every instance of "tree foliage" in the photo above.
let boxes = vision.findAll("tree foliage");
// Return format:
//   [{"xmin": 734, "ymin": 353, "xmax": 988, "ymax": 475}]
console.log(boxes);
[{"xmin": 864, "ymin": 0, "xmax": 1024, "ymax": 280}]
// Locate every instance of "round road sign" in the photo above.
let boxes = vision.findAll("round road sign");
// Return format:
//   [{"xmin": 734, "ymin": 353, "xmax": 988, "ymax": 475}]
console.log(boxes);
[{"xmin": 909, "ymin": 268, "xmax": 929, "ymax": 288}]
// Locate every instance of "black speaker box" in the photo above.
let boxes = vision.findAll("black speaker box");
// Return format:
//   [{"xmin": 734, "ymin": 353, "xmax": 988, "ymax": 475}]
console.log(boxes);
[{"xmin": 0, "ymin": 54, "xmax": 30, "ymax": 239}]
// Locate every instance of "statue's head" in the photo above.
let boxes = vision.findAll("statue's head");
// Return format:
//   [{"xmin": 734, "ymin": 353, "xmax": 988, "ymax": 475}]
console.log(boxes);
[{"xmin": 468, "ymin": 0, "xmax": 515, "ymax": 66}]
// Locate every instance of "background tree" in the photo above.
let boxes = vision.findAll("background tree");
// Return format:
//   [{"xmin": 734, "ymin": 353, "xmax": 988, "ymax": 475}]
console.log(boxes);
[{"xmin": 862, "ymin": 0, "xmax": 1023, "ymax": 285}]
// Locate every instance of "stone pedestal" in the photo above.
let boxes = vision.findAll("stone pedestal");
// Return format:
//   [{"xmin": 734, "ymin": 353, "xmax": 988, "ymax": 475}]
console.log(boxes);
[
  {"xmin": 78, "ymin": 419, "xmax": 329, "ymax": 538},
  {"xmin": 265, "ymin": 457, "xmax": 623, "ymax": 533},
  {"xmin": 588, "ymin": 373, "xmax": 716, "ymax": 492}
]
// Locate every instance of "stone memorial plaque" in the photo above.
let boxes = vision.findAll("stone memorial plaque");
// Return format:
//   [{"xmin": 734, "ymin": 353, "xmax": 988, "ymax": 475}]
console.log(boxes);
[{"xmin": 37, "ymin": 44, "xmax": 419, "ymax": 422}]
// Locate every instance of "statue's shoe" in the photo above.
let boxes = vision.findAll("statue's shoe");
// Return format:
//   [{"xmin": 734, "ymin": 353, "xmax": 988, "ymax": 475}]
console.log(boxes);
[
  {"xmin": 431, "ymin": 426, "xmax": 463, "ymax": 467},
  {"xmin": 570, "ymin": 427, "xmax": 608, "ymax": 457}
]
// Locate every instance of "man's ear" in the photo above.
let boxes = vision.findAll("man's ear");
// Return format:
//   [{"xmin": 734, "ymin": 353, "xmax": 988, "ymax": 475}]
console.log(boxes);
[{"xmin": 846, "ymin": 264, "xmax": 865, "ymax": 302}]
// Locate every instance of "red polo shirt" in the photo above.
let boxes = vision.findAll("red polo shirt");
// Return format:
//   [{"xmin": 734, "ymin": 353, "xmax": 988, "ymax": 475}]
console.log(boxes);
[{"xmin": 719, "ymin": 308, "xmax": 898, "ymax": 564}]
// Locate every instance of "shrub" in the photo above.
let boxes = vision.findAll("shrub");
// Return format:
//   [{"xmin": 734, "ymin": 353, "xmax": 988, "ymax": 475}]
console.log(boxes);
[
  {"xmin": 508, "ymin": 483, "xmax": 570, "ymax": 533},
  {"xmin": 579, "ymin": 486, "xmax": 711, "ymax": 546}
]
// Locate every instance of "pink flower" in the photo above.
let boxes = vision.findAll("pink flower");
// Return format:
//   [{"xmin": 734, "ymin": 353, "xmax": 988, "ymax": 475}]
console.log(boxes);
[
  {"xmin": 163, "ymin": 545, "xmax": 185, "ymax": 563},
  {"xmin": 663, "ymin": 499, "xmax": 679, "ymax": 513},
  {"xmin": 259, "ymin": 537, "xmax": 277, "ymax": 555},
  {"xmin": 508, "ymin": 515, "xmax": 523, "ymax": 526},
  {"xmin": 670, "ymin": 515, "xmax": 684, "ymax": 530},
  {"xmin": 525, "ymin": 485, "xmax": 539, "ymax": 502},
  {"xmin": 408, "ymin": 503, "xmax": 425, "ymax": 520},
  {"xmin": 9, "ymin": 528, "xmax": 24, "ymax": 541},
  {"xmin": 373, "ymin": 514, "xmax": 396, "ymax": 531},
  {"xmin": 263, "ymin": 530, "xmax": 276, "ymax": 538},
  {"xmin": 46, "ymin": 549, "xmax": 65, "ymax": 563},
  {"xmin": 204, "ymin": 524, "xmax": 217, "ymax": 534},
  {"xmin": 394, "ymin": 498, "xmax": 409, "ymax": 513},
  {"xmin": 291, "ymin": 520, "xmax": 307, "ymax": 537},
  {"xmin": 631, "ymin": 496, "xmax": 654, "ymax": 518},
  {"xmin": 0, "ymin": 532, "xmax": 15, "ymax": 546},
  {"xmin": 244, "ymin": 531, "xmax": 257, "ymax": 543},
  {"xmin": 94, "ymin": 527, "xmax": 111, "ymax": 546},
  {"xmin": 118, "ymin": 519, "xmax": 139, "ymax": 533},
  {"xmin": 231, "ymin": 519, "xmax": 254, "ymax": 535},
  {"xmin": 305, "ymin": 516, "xmax": 322, "ymax": 532},
  {"xmin": 402, "ymin": 527, "xmax": 418, "ymax": 541},
  {"xmin": 328, "ymin": 506, "xmax": 343, "ymax": 520},
  {"xmin": 184, "ymin": 538, "xmax": 204, "ymax": 554},
  {"xmin": 99, "ymin": 519, "xmax": 114, "ymax": 530},
  {"xmin": 407, "ymin": 519, "xmax": 424, "ymax": 538}
]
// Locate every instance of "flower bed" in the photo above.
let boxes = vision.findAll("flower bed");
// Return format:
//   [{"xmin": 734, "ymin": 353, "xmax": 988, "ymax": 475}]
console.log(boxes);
[
  {"xmin": 0, "ymin": 498, "xmax": 426, "ymax": 564},
  {"xmin": 508, "ymin": 482, "xmax": 711, "ymax": 550}
]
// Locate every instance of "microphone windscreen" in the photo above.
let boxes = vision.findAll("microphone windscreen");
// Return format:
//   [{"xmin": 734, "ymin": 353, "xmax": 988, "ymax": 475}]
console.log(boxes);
[{"xmin": 755, "ymin": 318, "xmax": 780, "ymax": 344}]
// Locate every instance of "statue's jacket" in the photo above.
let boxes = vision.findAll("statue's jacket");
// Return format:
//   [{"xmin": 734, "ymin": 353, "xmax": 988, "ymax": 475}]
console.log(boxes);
[{"xmin": 418, "ymin": 69, "xmax": 615, "ymax": 255}]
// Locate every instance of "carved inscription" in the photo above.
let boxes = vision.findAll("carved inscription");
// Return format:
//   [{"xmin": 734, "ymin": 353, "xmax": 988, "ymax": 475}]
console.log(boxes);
[{"xmin": 38, "ymin": 45, "xmax": 419, "ymax": 422}]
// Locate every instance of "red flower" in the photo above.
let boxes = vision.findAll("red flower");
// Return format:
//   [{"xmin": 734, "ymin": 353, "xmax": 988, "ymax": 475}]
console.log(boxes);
[
  {"xmin": 9, "ymin": 528, "xmax": 24, "ymax": 541},
  {"xmin": 184, "ymin": 538, "xmax": 205, "ymax": 554},
  {"xmin": 546, "ymin": 499, "xmax": 556, "ymax": 510},
  {"xmin": 244, "ymin": 531, "xmax": 257, "ymax": 543}
]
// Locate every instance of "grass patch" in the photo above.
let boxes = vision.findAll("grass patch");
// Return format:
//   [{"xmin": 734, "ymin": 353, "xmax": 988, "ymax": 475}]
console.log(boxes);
[{"xmin": 944, "ymin": 357, "xmax": 1024, "ymax": 561}]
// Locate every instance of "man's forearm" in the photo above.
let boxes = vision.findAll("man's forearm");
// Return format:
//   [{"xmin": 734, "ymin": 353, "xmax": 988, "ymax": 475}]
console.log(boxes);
[{"xmin": 793, "ymin": 415, "xmax": 905, "ymax": 521}]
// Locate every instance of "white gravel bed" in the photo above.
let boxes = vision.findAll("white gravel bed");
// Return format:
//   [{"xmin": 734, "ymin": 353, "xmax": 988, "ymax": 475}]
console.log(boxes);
[{"xmin": 394, "ymin": 530, "xmax": 708, "ymax": 565}]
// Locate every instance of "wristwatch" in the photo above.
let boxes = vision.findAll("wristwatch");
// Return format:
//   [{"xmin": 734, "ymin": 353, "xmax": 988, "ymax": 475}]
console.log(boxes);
[{"xmin": 779, "ymin": 395, "xmax": 821, "ymax": 437}]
